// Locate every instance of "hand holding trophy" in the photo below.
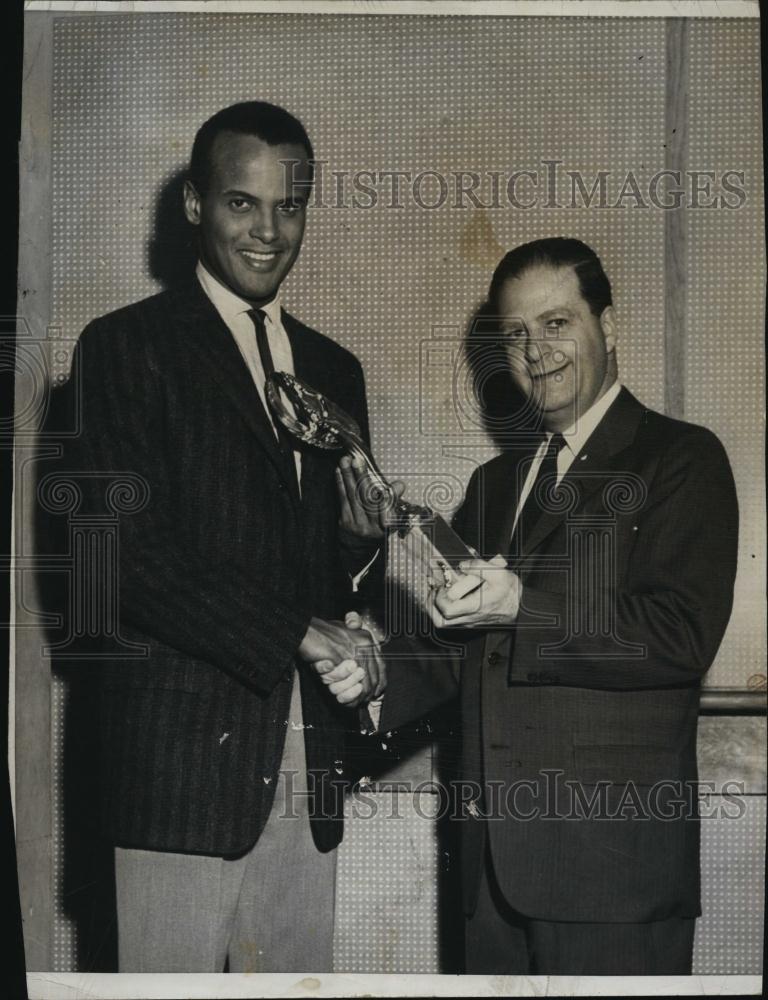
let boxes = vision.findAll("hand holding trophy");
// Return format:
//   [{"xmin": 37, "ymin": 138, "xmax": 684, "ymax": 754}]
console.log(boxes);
[{"xmin": 266, "ymin": 372, "xmax": 478, "ymax": 610}]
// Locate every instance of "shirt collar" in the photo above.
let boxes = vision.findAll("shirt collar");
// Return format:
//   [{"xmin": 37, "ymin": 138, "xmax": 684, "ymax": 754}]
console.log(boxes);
[
  {"xmin": 196, "ymin": 260, "xmax": 283, "ymax": 328},
  {"xmin": 555, "ymin": 379, "xmax": 623, "ymax": 456}
]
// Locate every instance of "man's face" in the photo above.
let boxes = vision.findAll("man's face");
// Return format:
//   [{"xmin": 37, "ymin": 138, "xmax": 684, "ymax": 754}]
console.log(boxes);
[
  {"xmin": 496, "ymin": 264, "xmax": 617, "ymax": 431},
  {"xmin": 183, "ymin": 131, "xmax": 311, "ymax": 304}
]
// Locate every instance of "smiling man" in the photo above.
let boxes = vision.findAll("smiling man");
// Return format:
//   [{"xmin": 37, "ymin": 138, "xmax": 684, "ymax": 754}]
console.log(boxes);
[
  {"xmin": 65, "ymin": 102, "xmax": 384, "ymax": 972},
  {"xmin": 345, "ymin": 237, "xmax": 740, "ymax": 974},
  {"xmin": 430, "ymin": 237, "xmax": 739, "ymax": 973},
  {"xmin": 495, "ymin": 253, "xmax": 617, "ymax": 436}
]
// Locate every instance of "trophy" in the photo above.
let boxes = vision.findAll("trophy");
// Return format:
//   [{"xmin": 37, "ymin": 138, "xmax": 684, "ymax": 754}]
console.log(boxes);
[{"xmin": 266, "ymin": 371, "xmax": 475, "ymax": 589}]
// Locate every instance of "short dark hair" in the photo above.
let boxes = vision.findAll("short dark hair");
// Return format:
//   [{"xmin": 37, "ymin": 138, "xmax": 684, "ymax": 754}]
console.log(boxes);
[
  {"xmin": 188, "ymin": 101, "xmax": 314, "ymax": 195},
  {"xmin": 487, "ymin": 237, "xmax": 612, "ymax": 317}
]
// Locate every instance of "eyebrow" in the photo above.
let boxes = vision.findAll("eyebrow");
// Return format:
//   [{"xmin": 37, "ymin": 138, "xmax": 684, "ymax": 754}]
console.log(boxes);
[
  {"xmin": 536, "ymin": 306, "xmax": 576, "ymax": 321},
  {"xmin": 220, "ymin": 189, "xmax": 307, "ymax": 203},
  {"xmin": 502, "ymin": 306, "xmax": 576, "ymax": 329}
]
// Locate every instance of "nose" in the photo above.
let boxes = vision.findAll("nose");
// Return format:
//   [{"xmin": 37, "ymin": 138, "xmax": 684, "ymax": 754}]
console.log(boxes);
[
  {"xmin": 248, "ymin": 206, "xmax": 278, "ymax": 244},
  {"xmin": 524, "ymin": 337, "xmax": 547, "ymax": 366}
]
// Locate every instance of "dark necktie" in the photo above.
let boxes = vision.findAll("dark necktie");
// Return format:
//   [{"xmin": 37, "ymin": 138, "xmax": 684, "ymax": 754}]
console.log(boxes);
[
  {"xmin": 509, "ymin": 432, "xmax": 565, "ymax": 554},
  {"xmin": 247, "ymin": 308, "xmax": 299, "ymax": 493}
]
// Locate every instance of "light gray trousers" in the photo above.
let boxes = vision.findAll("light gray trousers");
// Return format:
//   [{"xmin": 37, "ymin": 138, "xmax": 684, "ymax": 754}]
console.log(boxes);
[{"xmin": 115, "ymin": 674, "xmax": 338, "ymax": 972}]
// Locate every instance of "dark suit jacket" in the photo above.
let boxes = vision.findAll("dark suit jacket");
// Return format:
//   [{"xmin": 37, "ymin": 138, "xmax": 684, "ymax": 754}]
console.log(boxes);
[
  {"xmin": 382, "ymin": 387, "xmax": 738, "ymax": 923},
  {"xmin": 65, "ymin": 277, "xmax": 369, "ymax": 856}
]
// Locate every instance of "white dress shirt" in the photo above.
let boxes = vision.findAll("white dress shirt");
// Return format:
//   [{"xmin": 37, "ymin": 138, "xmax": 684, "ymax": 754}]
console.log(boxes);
[
  {"xmin": 511, "ymin": 380, "xmax": 623, "ymax": 537},
  {"xmin": 196, "ymin": 260, "xmax": 302, "ymax": 483}
]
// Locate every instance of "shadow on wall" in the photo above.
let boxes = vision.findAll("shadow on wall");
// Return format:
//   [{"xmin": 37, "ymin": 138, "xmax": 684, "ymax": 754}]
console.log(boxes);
[
  {"xmin": 35, "ymin": 383, "xmax": 118, "ymax": 972},
  {"xmin": 464, "ymin": 300, "xmax": 542, "ymax": 451},
  {"xmin": 146, "ymin": 167, "xmax": 199, "ymax": 288}
]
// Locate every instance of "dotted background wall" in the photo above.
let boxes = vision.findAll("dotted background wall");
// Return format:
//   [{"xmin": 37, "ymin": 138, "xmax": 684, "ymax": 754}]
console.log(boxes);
[
  {"xmin": 335, "ymin": 793, "xmax": 443, "ymax": 973},
  {"xmin": 693, "ymin": 796, "xmax": 766, "ymax": 975},
  {"xmin": 686, "ymin": 19, "xmax": 766, "ymax": 692},
  {"xmin": 44, "ymin": 11, "xmax": 764, "ymax": 975}
]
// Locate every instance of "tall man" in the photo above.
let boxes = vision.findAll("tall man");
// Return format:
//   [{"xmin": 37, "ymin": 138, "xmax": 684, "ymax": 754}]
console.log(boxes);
[
  {"xmin": 66, "ymin": 101, "xmax": 383, "ymax": 973},
  {"xmin": 348, "ymin": 237, "xmax": 739, "ymax": 974}
]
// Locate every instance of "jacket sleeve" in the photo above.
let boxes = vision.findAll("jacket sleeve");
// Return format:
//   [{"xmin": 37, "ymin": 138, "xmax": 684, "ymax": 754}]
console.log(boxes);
[
  {"xmin": 65, "ymin": 319, "xmax": 313, "ymax": 695},
  {"xmin": 509, "ymin": 428, "xmax": 739, "ymax": 689},
  {"xmin": 376, "ymin": 634, "xmax": 460, "ymax": 732}
]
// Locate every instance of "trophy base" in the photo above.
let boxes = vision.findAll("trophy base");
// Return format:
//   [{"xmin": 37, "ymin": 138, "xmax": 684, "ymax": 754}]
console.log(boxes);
[
  {"xmin": 385, "ymin": 509, "xmax": 476, "ymax": 629},
  {"xmin": 393, "ymin": 505, "xmax": 475, "ymax": 571}
]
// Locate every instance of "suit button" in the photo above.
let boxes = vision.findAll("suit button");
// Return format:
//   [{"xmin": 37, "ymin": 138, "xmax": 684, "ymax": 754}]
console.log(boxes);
[
  {"xmin": 527, "ymin": 672, "xmax": 539, "ymax": 682},
  {"xmin": 488, "ymin": 651, "xmax": 501, "ymax": 665}
]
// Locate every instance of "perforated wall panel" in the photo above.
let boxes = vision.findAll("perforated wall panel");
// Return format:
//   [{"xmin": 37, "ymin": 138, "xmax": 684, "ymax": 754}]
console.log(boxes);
[{"xmin": 686, "ymin": 19, "xmax": 766, "ymax": 689}]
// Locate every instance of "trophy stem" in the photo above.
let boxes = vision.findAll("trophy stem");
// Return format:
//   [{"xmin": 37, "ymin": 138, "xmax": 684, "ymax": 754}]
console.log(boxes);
[
  {"xmin": 339, "ymin": 431, "xmax": 439, "ymax": 522},
  {"xmin": 338, "ymin": 432, "xmax": 389, "ymax": 490}
]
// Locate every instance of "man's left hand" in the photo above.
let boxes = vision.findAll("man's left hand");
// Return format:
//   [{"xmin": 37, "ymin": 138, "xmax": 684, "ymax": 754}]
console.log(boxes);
[{"xmin": 430, "ymin": 554, "xmax": 522, "ymax": 628}]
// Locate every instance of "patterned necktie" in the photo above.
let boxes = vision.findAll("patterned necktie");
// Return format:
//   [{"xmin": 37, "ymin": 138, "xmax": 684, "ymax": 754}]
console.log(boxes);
[
  {"xmin": 247, "ymin": 308, "xmax": 299, "ymax": 493},
  {"xmin": 510, "ymin": 432, "xmax": 565, "ymax": 554}
]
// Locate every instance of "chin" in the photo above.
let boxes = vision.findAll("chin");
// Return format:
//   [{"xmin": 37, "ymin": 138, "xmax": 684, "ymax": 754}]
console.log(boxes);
[
  {"xmin": 542, "ymin": 398, "xmax": 576, "ymax": 417},
  {"xmin": 533, "ymin": 391, "xmax": 569, "ymax": 415},
  {"xmin": 235, "ymin": 276, "xmax": 280, "ymax": 302}
]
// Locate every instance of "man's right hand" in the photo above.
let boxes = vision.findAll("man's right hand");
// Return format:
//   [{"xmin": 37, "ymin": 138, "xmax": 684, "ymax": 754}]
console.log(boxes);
[
  {"xmin": 298, "ymin": 617, "xmax": 385, "ymax": 706},
  {"xmin": 336, "ymin": 454, "xmax": 405, "ymax": 542}
]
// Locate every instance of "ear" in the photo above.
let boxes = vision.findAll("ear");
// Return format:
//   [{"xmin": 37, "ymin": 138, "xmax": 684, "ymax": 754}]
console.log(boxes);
[
  {"xmin": 599, "ymin": 305, "xmax": 617, "ymax": 354},
  {"xmin": 182, "ymin": 179, "xmax": 202, "ymax": 226}
]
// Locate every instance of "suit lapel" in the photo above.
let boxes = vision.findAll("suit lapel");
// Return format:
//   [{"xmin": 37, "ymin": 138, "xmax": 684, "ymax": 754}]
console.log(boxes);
[
  {"xmin": 172, "ymin": 280, "xmax": 302, "ymax": 508},
  {"xmin": 517, "ymin": 387, "xmax": 645, "ymax": 559}
]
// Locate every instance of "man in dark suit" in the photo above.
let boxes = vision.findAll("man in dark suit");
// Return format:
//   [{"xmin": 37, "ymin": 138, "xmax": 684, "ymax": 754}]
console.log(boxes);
[
  {"xmin": 66, "ymin": 101, "xmax": 384, "ymax": 972},
  {"xmin": 347, "ymin": 237, "xmax": 739, "ymax": 974}
]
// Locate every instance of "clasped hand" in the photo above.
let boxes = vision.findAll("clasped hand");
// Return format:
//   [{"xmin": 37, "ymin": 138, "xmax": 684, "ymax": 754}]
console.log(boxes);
[
  {"xmin": 298, "ymin": 615, "xmax": 385, "ymax": 708},
  {"xmin": 427, "ymin": 554, "xmax": 522, "ymax": 628}
]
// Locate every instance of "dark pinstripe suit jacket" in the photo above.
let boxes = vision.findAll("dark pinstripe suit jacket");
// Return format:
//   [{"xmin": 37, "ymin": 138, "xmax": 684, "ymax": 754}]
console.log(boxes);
[
  {"xmin": 68, "ymin": 277, "xmax": 369, "ymax": 855},
  {"xmin": 382, "ymin": 388, "xmax": 739, "ymax": 922}
]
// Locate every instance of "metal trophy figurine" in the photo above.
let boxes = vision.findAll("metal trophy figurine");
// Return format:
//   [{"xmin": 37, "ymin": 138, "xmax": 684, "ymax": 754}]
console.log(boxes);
[{"xmin": 266, "ymin": 371, "xmax": 474, "ymax": 587}]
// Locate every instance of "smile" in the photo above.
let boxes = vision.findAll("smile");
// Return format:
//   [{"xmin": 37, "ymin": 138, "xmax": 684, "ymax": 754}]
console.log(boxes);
[
  {"xmin": 532, "ymin": 362, "xmax": 570, "ymax": 380},
  {"xmin": 238, "ymin": 249, "xmax": 281, "ymax": 269}
]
